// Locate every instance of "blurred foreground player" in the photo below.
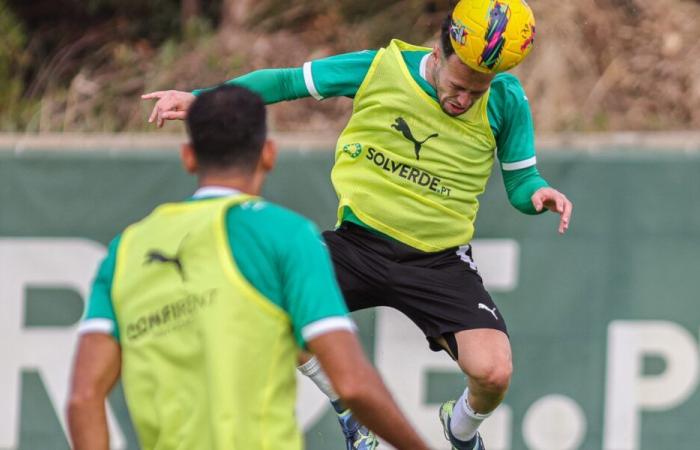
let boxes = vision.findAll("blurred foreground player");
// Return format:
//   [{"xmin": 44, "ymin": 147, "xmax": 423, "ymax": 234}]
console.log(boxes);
[{"xmin": 67, "ymin": 86, "xmax": 430, "ymax": 450}]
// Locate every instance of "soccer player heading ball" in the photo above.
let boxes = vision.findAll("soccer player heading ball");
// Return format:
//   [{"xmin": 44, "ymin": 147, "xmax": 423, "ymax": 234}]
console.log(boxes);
[{"xmin": 144, "ymin": 0, "xmax": 572, "ymax": 449}]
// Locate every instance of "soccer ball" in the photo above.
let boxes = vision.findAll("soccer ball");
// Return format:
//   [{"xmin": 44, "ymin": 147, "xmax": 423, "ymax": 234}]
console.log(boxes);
[{"xmin": 449, "ymin": 0, "xmax": 536, "ymax": 73}]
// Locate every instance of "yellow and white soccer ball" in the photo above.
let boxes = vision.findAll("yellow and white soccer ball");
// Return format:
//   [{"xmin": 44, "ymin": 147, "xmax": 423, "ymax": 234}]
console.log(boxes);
[{"xmin": 449, "ymin": 0, "xmax": 536, "ymax": 73}]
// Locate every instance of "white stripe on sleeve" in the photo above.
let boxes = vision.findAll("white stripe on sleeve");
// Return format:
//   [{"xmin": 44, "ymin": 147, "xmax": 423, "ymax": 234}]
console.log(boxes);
[
  {"xmin": 301, "ymin": 316, "xmax": 356, "ymax": 342},
  {"xmin": 501, "ymin": 156, "xmax": 537, "ymax": 171},
  {"xmin": 78, "ymin": 318, "xmax": 115, "ymax": 336},
  {"xmin": 303, "ymin": 61, "xmax": 323, "ymax": 100}
]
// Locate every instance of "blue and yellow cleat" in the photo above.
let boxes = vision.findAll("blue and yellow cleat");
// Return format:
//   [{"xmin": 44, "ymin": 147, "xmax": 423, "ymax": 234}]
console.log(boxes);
[
  {"xmin": 337, "ymin": 409, "xmax": 379, "ymax": 450},
  {"xmin": 439, "ymin": 400, "xmax": 485, "ymax": 450}
]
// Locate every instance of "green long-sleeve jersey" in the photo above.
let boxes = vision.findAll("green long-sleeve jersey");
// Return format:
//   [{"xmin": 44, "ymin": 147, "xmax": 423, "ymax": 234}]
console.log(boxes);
[{"xmin": 194, "ymin": 47, "xmax": 549, "ymax": 217}]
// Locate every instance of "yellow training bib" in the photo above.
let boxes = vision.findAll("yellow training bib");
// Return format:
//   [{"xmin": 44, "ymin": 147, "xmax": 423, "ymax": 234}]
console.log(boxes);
[
  {"xmin": 113, "ymin": 196, "xmax": 301, "ymax": 450},
  {"xmin": 332, "ymin": 40, "xmax": 497, "ymax": 252}
]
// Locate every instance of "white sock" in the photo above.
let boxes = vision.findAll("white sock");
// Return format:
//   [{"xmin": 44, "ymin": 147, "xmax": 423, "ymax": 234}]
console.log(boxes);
[
  {"xmin": 297, "ymin": 356, "xmax": 340, "ymax": 402},
  {"xmin": 450, "ymin": 388, "xmax": 491, "ymax": 442}
]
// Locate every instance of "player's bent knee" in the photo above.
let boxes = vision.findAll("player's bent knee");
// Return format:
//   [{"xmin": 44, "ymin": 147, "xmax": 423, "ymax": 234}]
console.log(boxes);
[{"xmin": 466, "ymin": 360, "xmax": 512, "ymax": 393}]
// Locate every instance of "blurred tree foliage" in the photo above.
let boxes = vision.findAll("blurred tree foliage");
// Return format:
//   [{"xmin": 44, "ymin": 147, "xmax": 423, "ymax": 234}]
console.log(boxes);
[
  {"xmin": 246, "ymin": 0, "xmax": 447, "ymax": 45},
  {"xmin": 1, "ymin": 0, "xmax": 698, "ymax": 132},
  {"xmin": 1, "ymin": 0, "xmax": 222, "ymax": 131},
  {"xmin": 5, "ymin": 0, "xmax": 222, "ymax": 88},
  {"xmin": 0, "ymin": 0, "xmax": 449, "ymax": 132},
  {"xmin": 0, "ymin": 1, "xmax": 29, "ymax": 130}
]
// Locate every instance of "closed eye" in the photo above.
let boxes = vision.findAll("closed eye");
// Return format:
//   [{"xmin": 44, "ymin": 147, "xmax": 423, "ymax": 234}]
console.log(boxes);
[{"xmin": 452, "ymin": 83, "xmax": 487, "ymax": 98}]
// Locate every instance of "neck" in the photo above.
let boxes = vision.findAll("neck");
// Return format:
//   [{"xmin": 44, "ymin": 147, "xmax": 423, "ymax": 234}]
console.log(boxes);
[
  {"xmin": 198, "ymin": 171, "xmax": 263, "ymax": 196},
  {"xmin": 425, "ymin": 55, "xmax": 437, "ymax": 90}
]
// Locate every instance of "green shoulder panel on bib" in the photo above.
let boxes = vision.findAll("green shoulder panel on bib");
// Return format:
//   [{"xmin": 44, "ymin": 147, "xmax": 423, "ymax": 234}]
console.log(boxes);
[
  {"xmin": 224, "ymin": 201, "xmax": 349, "ymax": 347},
  {"xmin": 112, "ymin": 196, "xmax": 301, "ymax": 450},
  {"xmin": 332, "ymin": 39, "xmax": 497, "ymax": 251}
]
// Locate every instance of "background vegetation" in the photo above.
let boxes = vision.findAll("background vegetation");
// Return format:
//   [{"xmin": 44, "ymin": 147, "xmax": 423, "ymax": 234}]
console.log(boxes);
[{"xmin": 1, "ymin": 0, "xmax": 699, "ymax": 133}]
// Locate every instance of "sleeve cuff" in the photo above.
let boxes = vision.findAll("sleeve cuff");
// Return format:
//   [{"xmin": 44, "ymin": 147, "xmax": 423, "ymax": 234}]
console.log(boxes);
[
  {"xmin": 78, "ymin": 318, "xmax": 115, "ymax": 336},
  {"xmin": 301, "ymin": 316, "xmax": 356, "ymax": 343},
  {"xmin": 512, "ymin": 177, "xmax": 550, "ymax": 215}
]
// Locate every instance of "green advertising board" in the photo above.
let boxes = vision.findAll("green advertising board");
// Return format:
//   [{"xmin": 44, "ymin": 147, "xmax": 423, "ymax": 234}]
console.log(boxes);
[{"xmin": 1, "ymin": 146, "xmax": 699, "ymax": 450}]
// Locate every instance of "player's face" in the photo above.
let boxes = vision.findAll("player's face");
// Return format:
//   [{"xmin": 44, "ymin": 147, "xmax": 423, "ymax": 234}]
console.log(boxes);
[{"xmin": 433, "ymin": 53, "xmax": 495, "ymax": 117}]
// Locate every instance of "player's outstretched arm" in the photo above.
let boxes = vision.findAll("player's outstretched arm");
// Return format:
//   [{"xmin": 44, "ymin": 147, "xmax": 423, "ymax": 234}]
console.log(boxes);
[
  {"xmin": 67, "ymin": 333, "xmax": 121, "ymax": 450},
  {"xmin": 308, "ymin": 330, "xmax": 432, "ymax": 450},
  {"xmin": 142, "ymin": 90, "xmax": 196, "ymax": 128},
  {"xmin": 531, "ymin": 186, "xmax": 573, "ymax": 234},
  {"xmin": 142, "ymin": 53, "xmax": 375, "ymax": 128},
  {"xmin": 141, "ymin": 67, "xmax": 311, "ymax": 128}
]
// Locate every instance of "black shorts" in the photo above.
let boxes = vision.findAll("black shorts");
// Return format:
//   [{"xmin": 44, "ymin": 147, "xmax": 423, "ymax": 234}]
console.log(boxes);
[{"xmin": 323, "ymin": 223, "xmax": 508, "ymax": 357}]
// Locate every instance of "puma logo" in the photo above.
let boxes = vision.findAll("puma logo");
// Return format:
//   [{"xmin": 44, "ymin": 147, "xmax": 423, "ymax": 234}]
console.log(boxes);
[
  {"xmin": 478, "ymin": 303, "xmax": 498, "ymax": 320},
  {"xmin": 144, "ymin": 235, "xmax": 188, "ymax": 281},
  {"xmin": 145, "ymin": 251, "xmax": 185, "ymax": 281},
  {"xmin": 391, "ymin": 117, "xmax": 438, "ymax": 160}
]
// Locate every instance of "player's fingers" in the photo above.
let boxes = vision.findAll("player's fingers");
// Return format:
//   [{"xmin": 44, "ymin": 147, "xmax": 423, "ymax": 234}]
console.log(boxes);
[
  {"xmin": 558, "ymin": 214, "xmax": 567, "ymax": 234},
  {"xmin": 157, "ymin": 112, "xmax": 166, "ymax": 128},
  {"xmin": 531, "ymin": 191, "xmax": 544, "ymax": 212},
  {"xmin": 148, "ymin": 105, "xmax": 159, "ymax": 123},
  {"xmin": 555, "ymin": 195, "xmax": 564, "ymax": 213},
  {"xmin": 141, "ymin": 91, "xmax": 166, "ymax": 99},
  {"xmin": 168, "ymin": 111, "xmax": 187, "ymax": 120},
  {"xmin": 149, "ymin": 96, "xmax": 180, "ymax": 123},
  {"xmin": 559, "ymin": 197, "xmax": 573, "ymax": 234},
  {"xmin": 161, "ymin": 111, "xmax": 186, "ymax": 120}
]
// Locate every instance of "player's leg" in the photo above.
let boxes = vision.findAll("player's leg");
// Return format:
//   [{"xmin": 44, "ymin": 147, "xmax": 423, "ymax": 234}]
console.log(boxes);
[
  {"xmin": 385, "ymin": 243, "xmax": 508, "ymax": 449},
  {"xmin": 456, "ymin": 328, "xmax": 512, "ymax": 413},
  {"xmin": 298, "ymin": 351, "xmax": 382, "ymax": 450},
  {"xmin": 438, "ymin": 328, "xmax": 511, "ymax": 449},
  {"xmin": 298, "ymin": 352, "xmax": 345, "ymax": 412},
  {"xmin": 297, "ymin": 224, "xmax": 391, "ymax": 450}
]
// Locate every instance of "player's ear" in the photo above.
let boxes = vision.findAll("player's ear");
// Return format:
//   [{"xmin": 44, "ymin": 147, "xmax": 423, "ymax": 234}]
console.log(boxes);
[
  {"xmin": 181, "ymin": 143, "xmax": 198, "ymax": 174},
  {"xmin": 259, "ymin": 139, "xmax": 277, "ymax": 173},
  {"xmin": 432, "ymin": 43, "xmax": 441, "ymax": 61}
]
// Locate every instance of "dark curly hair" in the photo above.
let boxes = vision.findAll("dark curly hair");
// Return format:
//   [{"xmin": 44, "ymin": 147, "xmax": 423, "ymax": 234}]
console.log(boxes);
[
  {"xmin": 186, "ymin": 85, "xmax": 267, "ymax": 173},
  {"xmin": 440, "ymin": 12, "xmax": 456, "ymax": 59}
]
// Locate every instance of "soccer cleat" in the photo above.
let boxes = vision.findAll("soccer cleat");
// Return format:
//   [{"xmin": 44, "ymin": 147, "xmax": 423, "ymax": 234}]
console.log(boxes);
[
  {"xmin": 337, "ymin": 409, "xmax": 379, "ymax": 450},
  {"xmin": 439, "ymin": 400, "xmax": 485, "ymax": 450}
]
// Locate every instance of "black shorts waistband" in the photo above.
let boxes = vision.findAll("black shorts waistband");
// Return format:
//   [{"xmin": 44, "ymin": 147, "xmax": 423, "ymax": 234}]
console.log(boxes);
[{"xmin": 336, "ymin": 221, "xmax": 472, "ymax": 264}]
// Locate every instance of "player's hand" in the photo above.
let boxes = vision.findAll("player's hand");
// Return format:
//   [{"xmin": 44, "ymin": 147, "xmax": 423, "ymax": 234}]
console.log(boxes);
[
  {"xmin": 141, "ymin": 90, "xmax": 196, "ymax": 128},
  {"xmin": 531, "ymin": 187, "xmax": 573, "ymax": 234}
]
